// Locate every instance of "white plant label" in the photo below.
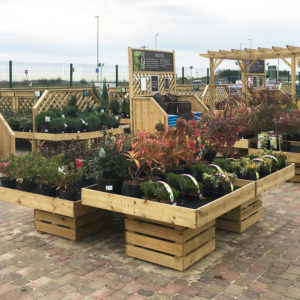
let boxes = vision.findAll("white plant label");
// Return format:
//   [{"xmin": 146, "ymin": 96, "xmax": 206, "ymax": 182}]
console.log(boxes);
[
  {"xmin": 105, "ymin": 185, "xmax": 113, "ymax": 191},
  {"xmin": 158, "ymin": 181, "xmax": 174, "ymax": 203},
  {"xmin": 182, "ymin": 174, "xmax": 200, "ymax": 195}
]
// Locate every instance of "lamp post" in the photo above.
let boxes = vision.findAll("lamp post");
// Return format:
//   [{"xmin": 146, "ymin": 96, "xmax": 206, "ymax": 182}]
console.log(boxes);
[
  {"xmin": 155, "ymin": 33, "xmax": 159, "ymax": 49},
  {"xmin": 95, "ymin": 16, "xmax": 99, "ymax": 82}
]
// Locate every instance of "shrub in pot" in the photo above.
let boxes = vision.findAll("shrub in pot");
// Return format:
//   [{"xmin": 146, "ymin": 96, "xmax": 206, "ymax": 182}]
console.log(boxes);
[
  {"xmin": 55, "ymin": 162, "xmax": 82, "ymax": 201},
  {"xmin": 122, "ymin": 149, "xmax": 143, "ymax": 198},
  {"xmin": 35, "ymin": 154, "xmax": 64, "ymax": 196},
  {"xmin": 14, "ymin": 152, "xmax": 44, "ymax": 192},
  {"xmin": 35, "ymin": 111, "xmax": 55, "ymax": 132},
  {"xmin": 85, "ymin": 114, "xmax": 100, "ymax": 132},
  {"xmin": 140, "ymin": 180, "xmax": 179, "ymax": 204},
  {"xmin": 0, "ymin": 158, "xmax": 17, "ymax": 188},
  {"xmin": 110, "ymin": 97, "xmax": 120, "ymax": 116},
  {"xmin": 121, "ymin": 97, "xmax": 130, "ymax": 118},
  {"xmin": 49, "ymin": 117, "xmax": 66, "ymax": 133},
  {"xmin": 166, "ymin": 172, "xmax": 200, "ymax": 199},
  {"xmin": 93, "ymin": 135, "xmax": 128, "ymax": 194}
]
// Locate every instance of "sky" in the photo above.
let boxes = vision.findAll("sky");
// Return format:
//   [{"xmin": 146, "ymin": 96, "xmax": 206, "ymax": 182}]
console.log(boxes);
[{"xmin": 1, "ymin": 0, "xmax": 300, "ymax": 70}]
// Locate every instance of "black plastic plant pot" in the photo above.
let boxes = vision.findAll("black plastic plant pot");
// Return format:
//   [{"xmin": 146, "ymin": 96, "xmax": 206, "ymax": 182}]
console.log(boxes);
[
  {"xmin": 166, "ymin": 102, "xmax": 178, "ymax": 115},
  {"xmin": 178, "ymin": 102, "xmax": 192, "ymax": 114},
  {"xmin": 121, "ymin": 181, "xmax": 143, "ymax": 198},
  {"xmin": 0, "ymin": 177, "xmax": 16, "ymax": 189},
  {"xmin": 58, "ymin": 189, "xmax": 79, "ymax": 201},
  {"xmin": 34, "ymin": 183, "xmax": 56, "ymax": 197},
  {"xmin": 16, "ymin": 180, "xmax": 35, "ymax": 192},
  {"xmin": 97, "ymin": 178, "xmax": 122, "ymax": 194},
  {"xmin": 203, "ymin": 151, "xmax": 217, "ymax": 163}
]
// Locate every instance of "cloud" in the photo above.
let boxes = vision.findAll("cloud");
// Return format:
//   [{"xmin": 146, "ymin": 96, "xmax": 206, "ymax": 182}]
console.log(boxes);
[{"xmin": 0, "ymin": 0, "xmax": 300, "ymax": 70}]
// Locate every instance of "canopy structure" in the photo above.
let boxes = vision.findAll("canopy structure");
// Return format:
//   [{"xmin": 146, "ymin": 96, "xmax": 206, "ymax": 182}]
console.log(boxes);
[{"xmin": 200, "ymin": 45, "xmax": 300, "ymax": 108}]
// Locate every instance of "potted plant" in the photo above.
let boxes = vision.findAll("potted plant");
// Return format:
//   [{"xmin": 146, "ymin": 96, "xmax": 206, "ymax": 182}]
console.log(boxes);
[
  {"xmin": 110, "ymin": 97, "xmax": 120, "ymax": 116},
  {"xmin": 55, "ymin": 162, "xmax": 82, "ymax": 201},
  {"xmin": 122, "ymin": 149, "xmax": 143, "ymax": 198},
  {"xmin": 13, "ymin": 152, "xmax": 44, "ymax": 192},
  {"xmin": 0, "ymin": 158, "xmax": 17, "ymax": 188},
  {"xmin": 35, "ymin": 111, "xmax": 55, "ymax": 132},
  {"xmin": 140, "ymin": 180, "xmax": 179, "ymax": 204},
  {"xmin": 35, "ymin": 155, "xmax": 63, "ymax": 196},
  {"xmin": 166, "ymin": 172, "xmax": 201, "ymax": 200},
  {"xmin": 121, "ymin": 97, "xmax": 130, "ymax": 118},
  {"xmin": 93, "ymin": 135, "xmax": 128, "ymax": 194}
]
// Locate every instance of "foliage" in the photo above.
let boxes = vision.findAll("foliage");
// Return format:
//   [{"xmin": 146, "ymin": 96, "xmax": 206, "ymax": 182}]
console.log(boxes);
[
  {"xmin": 56, "ymin": 162, "xmax": 82, "ymax": 191},
  {"xmin": 202, "ymin": 170, "xmax": 236, "ymax": 194},
  {"xmin": 35, "ymin": 111, "xmax": 55, "ymax": 129},
  {"xmin": 140, "ymin": 180, "xmax": 179, "ymax": 202},
  {"xmin": 191, "ymin": 163, "xmax": 216, "ymax": 181},
  {"xmin": 166, "ymin": 173, "xmax": 199, "ymax": 194},
  {"xmin": 121, "ymin": 96, "xmax": 130, "ymax": 117},
  {"xmin": 110, "ymin": 97, "xmax": 120, "ymax": 115},
  {"xmin": 91, "ymin": 135, "xmax": 129, "ymax": 181},
  {"xmin": 49, "ymin": 117, "xmax": 66, "ymax": 133},
  {"xmin": 101, "ymin": 78, "xmax": 109, "ymax": 106},
  {"xmin": 36, "ymin": 154, "xmax": 64, "ymax": 186}
]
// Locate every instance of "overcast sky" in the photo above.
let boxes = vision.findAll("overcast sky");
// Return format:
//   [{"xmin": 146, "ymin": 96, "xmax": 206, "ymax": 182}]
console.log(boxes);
[{"xmin": 1, "ymin": 0, "xmax": 300, "ymax": 69}]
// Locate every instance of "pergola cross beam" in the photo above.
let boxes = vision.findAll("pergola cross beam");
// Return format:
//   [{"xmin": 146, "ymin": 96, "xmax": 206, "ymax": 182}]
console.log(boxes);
[{"xmin": 200, "ymin": 45, "xmax": 300, "ymax": 106}]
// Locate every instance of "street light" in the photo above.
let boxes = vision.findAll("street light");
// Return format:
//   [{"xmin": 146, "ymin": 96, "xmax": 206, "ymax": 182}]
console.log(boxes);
[
  {"xmin": 155, "ymin": 33, "xmax": 159, "ymax": 49},
  {"xmin": 95, "ymin": 16, "xmax": 99, "ymax": 82}
]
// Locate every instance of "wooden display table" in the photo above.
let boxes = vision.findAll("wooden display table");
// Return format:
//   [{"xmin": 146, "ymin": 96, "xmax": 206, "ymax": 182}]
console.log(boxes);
[
  {"xmin": 0, "ymin": 186, "xmax": 108, "ymax": 240},
  {"xmin": 81, "ymin": 180, "xmax": 255, "ymax": 270},
  {"xmin": 14, "ymin": 127, "xmax": 124, "ymax": 151},
  {"xmin": 216, "ymin": 164, "xmax": 295, "ymax": 233}
]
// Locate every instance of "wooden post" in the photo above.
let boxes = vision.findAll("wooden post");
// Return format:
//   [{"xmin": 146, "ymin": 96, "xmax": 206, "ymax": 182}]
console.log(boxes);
[
  {"xmin": 209, "ymin": 58, "xmax": 215, "ymax": 110},
  {"xmin": 291, "ymin": 54, "xmax": 296, "ymax": 103},
  {"xmin": 128, "ymin": 47, "xmax": 134, "ymax": 133},
  {"xmin": 241, "ymin": 60, "xmax": 246, "ymax": 97}
]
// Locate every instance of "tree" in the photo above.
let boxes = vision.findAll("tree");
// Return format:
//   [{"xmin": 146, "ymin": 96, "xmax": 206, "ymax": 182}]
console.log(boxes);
[{"xmin": 101, "ymin": 78, "xmax": 108, "ymax": 105}]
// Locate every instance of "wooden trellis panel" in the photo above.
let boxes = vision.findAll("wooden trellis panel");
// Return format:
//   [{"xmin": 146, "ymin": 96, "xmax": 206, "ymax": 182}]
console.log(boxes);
[
  {"xmin": 201, "ymin": 85, "xmax": 229, "ymax": 104},
  {"xmin": 35, "ymin": 88, "xmax": 100, "ymax": 114},
  {"xmin": 176, "ymin": 85, "xmax": 206, "ymax": 98},
  {"xmin": 0, "ymin": 90, "xmax": 41, "ymax": 112},
  {"xmin": 279, "ymin": 83, "xmax": 291, "ymax": 95},
  {"xmin": 0, "ymin": 97, "xmax": 13, "ymax": 112},
  {"xmin": 132, "ymin": 73, "xmax": 176, "ymax": 96},
  {"xmin": 17, "ymin": 97, "xmax": 36, "ymax": 111}
]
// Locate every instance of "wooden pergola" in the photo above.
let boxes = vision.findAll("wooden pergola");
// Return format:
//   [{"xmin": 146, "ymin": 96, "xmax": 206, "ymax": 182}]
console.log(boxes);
[{"xmin": 200, "ymin": 45, "xmax": 300, "ymax": 108}]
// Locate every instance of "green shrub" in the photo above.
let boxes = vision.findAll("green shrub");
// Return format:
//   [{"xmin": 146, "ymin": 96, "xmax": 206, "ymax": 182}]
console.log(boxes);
[
  {"xmin": 49, "ymin": 117, "xmax": 66, "ymax": 133},
  {"xmin": 191, "ymin": 164, "xmax": 216, "ymax": 181},
  {"xmin": 110, "ymin": 97, "xmax": 120, "ymax": 115},
  {"xmin": 35, "ymin": 111, "xmax": 55, "ymax": 129}
]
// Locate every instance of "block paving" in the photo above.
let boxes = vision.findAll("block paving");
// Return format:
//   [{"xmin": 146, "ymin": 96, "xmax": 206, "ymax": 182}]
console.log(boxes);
[{"xmin": 0, "ymin": 182, "xmax": 299, "ymax": 299}]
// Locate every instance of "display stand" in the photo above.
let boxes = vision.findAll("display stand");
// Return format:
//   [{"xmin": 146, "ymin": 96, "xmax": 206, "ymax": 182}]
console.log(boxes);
[{"xmin": 128, "ymin": 47, "xmax": 208, "ymax": 133}]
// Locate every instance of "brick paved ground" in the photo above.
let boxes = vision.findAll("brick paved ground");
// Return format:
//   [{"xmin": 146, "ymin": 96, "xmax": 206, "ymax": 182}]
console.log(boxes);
[{"xmin": 0, "ymin": 182, "xmax": 299, "ymax": 300}]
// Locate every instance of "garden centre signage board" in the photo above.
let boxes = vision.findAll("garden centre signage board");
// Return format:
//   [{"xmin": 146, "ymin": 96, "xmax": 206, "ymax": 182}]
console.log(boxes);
[
  {"xmin": 128, "ymin": 47, "xmax": 176, "ymax": 133},
  {"xmin": 132, "ymin": 50, "xmax": 174, "ymax": 72},
  {"xmin": 245, "ymin": 60, "xmax": 265, "ymax": 74},
  {"xmin": 128, "ymin": 47, "xmax": 176, "ymax": 97}
]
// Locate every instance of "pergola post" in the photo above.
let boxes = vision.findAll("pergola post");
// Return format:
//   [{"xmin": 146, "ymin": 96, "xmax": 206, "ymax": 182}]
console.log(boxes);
[
  {"xmin": 241, "ymin": 60, "xmax": 246, "ymax": 96},
  {"xmin": 291, "ymin": 54, "xmax": 296, "ymax": 103},
  {"xmin": 209, "ymin": 58, "xmax": 215, "ymax": 110}
]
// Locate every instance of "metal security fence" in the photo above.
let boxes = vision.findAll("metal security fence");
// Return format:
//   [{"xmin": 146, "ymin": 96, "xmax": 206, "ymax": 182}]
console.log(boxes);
[{"xmin": 1, "ymin": 60, "xmax": 298, "ymax": 89}]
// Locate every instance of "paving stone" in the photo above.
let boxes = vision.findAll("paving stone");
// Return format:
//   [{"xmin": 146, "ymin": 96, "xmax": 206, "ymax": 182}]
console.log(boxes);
[{"xmin": 0, "ymin": 183, "xmax": 299, "ymax": 299}]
